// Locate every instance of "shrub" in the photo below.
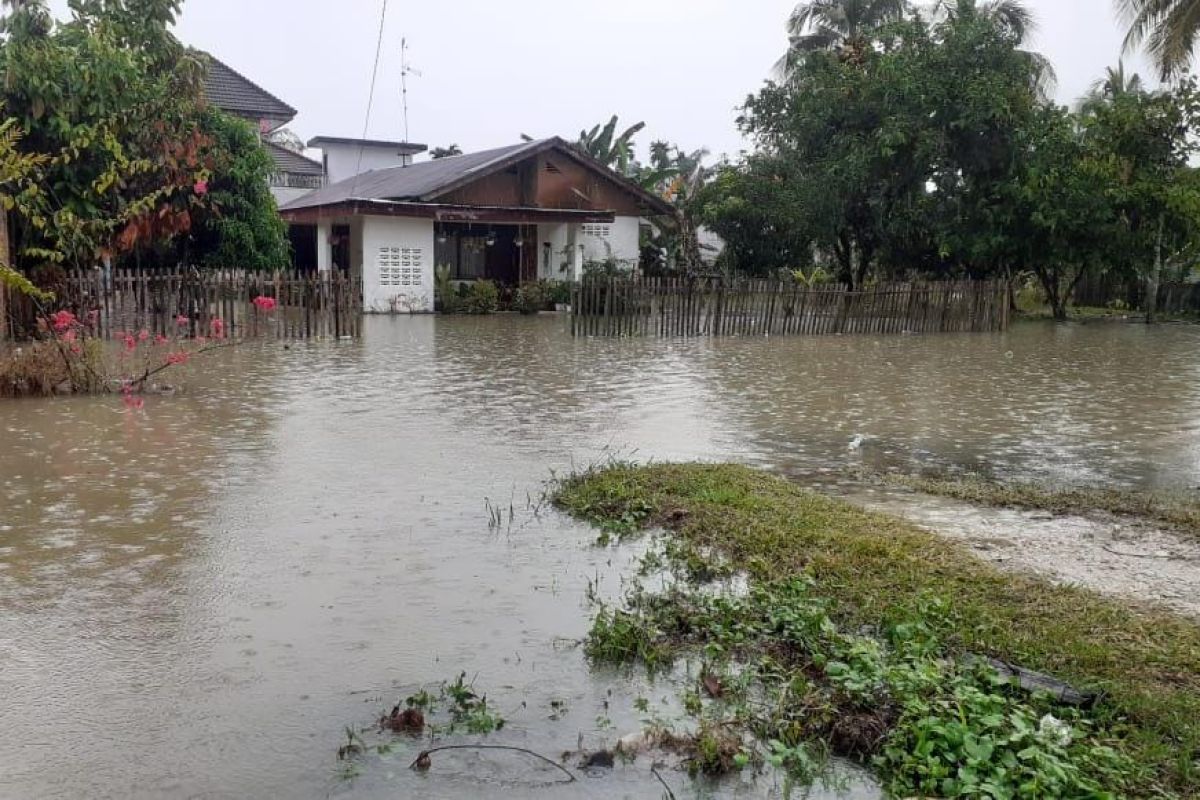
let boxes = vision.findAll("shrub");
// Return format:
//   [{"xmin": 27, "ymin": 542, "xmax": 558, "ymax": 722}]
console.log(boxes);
[
  {"xmin": 513, "ymin": 282, "xmax": 547, "ymax": 315},
  {"xmin": 463, "ymin": 280, "xmax": 499, "ymax": 314}
]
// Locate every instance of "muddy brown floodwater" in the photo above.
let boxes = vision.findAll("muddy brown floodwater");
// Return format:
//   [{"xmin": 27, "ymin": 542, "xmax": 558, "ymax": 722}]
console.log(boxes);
[{"xmin": 2, "ymin": 316, "xmax": 1199, "ymax": 799}]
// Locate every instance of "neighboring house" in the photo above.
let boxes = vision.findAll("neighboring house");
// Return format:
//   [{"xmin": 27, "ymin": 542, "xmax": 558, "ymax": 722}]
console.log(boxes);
[
  {"xmin": 308, "ymin": 136, "xmax": 427, "ymax": 185},
  {"xmin": 201, "ymin": 55, "xmax": 324, "ymax": 206},
  {"xmin": 278, "ymin": 137, "xmax": 674, "ymax": 312}
]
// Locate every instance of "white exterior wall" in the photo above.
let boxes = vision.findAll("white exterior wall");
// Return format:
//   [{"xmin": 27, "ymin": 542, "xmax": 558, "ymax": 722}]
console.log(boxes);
[
  {"xmin": 537, "ymin": 223, "xmax": 575, "ymax": 281},
  {"xmin": 319, "ymin": 143, "xmax": 416, "ymax": 185},
  {"xmin": 578, "ymin": 216, "xmax": 640, "ymax": 271},
  {"xmin": 360, "ymin": 216, "xmax": 435, "ymax": 313}
]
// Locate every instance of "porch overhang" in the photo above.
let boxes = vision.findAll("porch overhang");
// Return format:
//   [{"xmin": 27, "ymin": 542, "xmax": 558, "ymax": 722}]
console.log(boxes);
[{"xmin": 279, "ymin": 199, "xmax": 616, "ymax": 225}]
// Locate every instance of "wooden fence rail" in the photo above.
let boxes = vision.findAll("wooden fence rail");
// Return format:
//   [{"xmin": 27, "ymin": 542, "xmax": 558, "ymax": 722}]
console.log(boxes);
[
  {"xmin": 2, "ymin": 267, "xmax": 362, "ymax": 341},
  {"xmin": 570, "ymin": 278, "xmax": 1009, "ymax": 337}
]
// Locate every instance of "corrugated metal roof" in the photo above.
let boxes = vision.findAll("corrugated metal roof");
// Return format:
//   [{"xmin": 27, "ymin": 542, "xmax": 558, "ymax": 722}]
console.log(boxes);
[
  {"xmin": 203, "ymin": 55, "xmax": 296, "ymax": 122},
  {"xmin": 280, "ymin": 140, "xmax": 547, "ymax": 210},
  {"xmin": 265, "ymin": 141, "xmax": 323, "ymax": 176}
]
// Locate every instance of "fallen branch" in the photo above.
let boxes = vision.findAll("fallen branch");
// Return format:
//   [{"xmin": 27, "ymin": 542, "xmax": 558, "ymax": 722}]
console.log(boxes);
[
  {"xmin": 651, "ymin": 764, "xmax": 677, "ymax": 799},
  {"xmin": 1101, "ymin": 545, "xmax": 1179, "ymax": 560},
  {"xmin": 408, "ymin": 744, "xmax": 576, "ymax": 783}
]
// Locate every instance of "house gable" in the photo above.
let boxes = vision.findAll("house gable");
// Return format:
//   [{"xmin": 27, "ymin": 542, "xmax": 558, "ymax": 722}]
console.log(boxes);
[{"xmin": 425, "ymin": 140, "xmax": 672, "ymax": 217}]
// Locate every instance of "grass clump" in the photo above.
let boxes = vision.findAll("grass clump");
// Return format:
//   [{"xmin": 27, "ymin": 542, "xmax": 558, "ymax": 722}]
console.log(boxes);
[
  {"xmin": 880, "ymin": 471, "xmax": 1200, "ymax": 536},
  {"xmin": 554, "ymin": 462, "xmax": 1200, "ymax": 798}
]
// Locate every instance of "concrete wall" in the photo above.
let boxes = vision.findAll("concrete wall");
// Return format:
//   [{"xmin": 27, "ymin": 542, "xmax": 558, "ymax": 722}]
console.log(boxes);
[
  {"xmin": 578, "ymin": 216, "xmax": 640, "ymax": 270},
  {"xmin": 537, "ymin": 223, "xmax": 575, "ymax": 280},
  {"xmin": 359, "ymin": 216, "xmax": 434, "ymax": 313},
  {"xmin": 320, "ymin": 143, "xmax": 415, "ymax": 185}
]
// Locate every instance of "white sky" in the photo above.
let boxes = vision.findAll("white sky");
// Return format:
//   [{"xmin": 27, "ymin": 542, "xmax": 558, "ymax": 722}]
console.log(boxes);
[{"xmin": 47, "ymin": 0, "xmax": 1157, "ymax": 162}]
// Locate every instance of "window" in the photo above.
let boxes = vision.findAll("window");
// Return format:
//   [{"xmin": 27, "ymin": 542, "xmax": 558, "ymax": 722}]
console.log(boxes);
[
  {"xmin": 378, "ymin": 246, "xmax": 423, "ymax": 287},
  {"xmin": 581, "ymin": 224, "xmax": 611, "ymax": 239}
]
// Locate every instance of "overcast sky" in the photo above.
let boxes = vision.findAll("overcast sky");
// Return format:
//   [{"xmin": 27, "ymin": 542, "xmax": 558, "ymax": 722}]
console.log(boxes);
[{"xmin": 50, "ymin": 0, "xmax": 1158, "ymax": 162}]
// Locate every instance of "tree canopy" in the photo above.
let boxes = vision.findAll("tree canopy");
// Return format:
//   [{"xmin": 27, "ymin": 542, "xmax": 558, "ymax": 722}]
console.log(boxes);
[
  {"xmin": 697, "ymin": 0, "xmax": 1200, "ymax": 318},
  {"xmin": 0, "ymin": 0, "xmax": 288, "ymax": 291}
]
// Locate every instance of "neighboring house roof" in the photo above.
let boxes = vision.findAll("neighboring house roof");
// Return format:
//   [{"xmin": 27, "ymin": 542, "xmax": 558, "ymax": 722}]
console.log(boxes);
[
  {"xmin": 307, "ymin": 136, "xmax": 427, "ymax": 156},
  {"xmin": 279, "ymin": 137, "xmax": 675, "ymax": 216},
  {"xmin": 203, "ymin": 55, "xmax": 297, "ymax": 126},
  {"xmin": 265, "ymin": 141, "xmax": 323, "ymax": 176}
]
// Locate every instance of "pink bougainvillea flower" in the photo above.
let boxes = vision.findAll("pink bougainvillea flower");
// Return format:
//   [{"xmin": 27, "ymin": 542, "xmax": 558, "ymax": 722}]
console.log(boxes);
[
  {"xmin": 252, "ymin": 295, "xmax": 277, "ymax": 312},
  {"xmin": 210, "ymin": 318, "xmax": 226, "ymax": 339},
  {"xmin": 69, "ymin": 344, "xmax": 82, "ymax": 355},
  {"xmin": 122, "ymin": 393, "xmax": 145, "ymax": 410},
  {"xmin": 194, "ymin": 180, "xmax": 209, "ymax": 196},
  {"xmin": 50, "ymin": 310, "xmax": 77, "ymax": 333},
  {"xmin": 175, "ymin": 314, "xmax": 189, "ymax": 326},
  {"xmin": 61, "ymin": 329, "xmax": 78, "ymax": 345},
  {"xmin": 166, "ymin": 351, "xmax": 190, "ymax": 366},
  {"xmin": 138, "ymin": 329, "xmax": 150, "ymax": 342},
  {"xmin": 123, "ymin": 335, "xmax": 137, "ymax": 352}
]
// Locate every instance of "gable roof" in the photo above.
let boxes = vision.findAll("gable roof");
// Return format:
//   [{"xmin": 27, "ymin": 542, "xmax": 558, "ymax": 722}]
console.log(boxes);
[
  {"xmin": 203, "ymin": 55, "xmax": 297, "ymax": 126},
  {"xmin": 279, "ymin": 137, "xmax": 675, "ymax": 216},
  {"xmin": 265, "ymin": 141, "xmax": 323, "ymax": 176}
]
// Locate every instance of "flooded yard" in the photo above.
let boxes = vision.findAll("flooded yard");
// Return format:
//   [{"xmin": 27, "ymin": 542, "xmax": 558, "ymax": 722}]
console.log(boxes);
[{"xmin": 2, "ymin": 316, "xmax": 1200, "ymax": 798}]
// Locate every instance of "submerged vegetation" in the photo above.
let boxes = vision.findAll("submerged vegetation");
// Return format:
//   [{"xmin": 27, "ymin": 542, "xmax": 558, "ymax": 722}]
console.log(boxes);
[
  {"xmin": 553, "ymin": 462, "xmax": 1200, "ymax": 797},
  {"xmin": 873, "ymin": 470, "xmax": 1200, "ymax": 536}
]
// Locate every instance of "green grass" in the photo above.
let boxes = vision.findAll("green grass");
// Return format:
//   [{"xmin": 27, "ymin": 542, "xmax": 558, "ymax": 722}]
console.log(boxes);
[
  {"xmin": 554, "ymin": 462, "xmax": 1200, "ymax": 798},
  {"xmin": 877, "ymin": 472, "xmax": 1200, "ymax": 537}
]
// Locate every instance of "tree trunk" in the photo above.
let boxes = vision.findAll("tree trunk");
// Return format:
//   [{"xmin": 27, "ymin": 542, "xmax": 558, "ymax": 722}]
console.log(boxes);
[
  {"xmin": 1005, "ymin": 265, "xmax": 1018, "ymax": 312},
  {"xmin": 1146, "ymin": 215, "xmax": 1164, "ymax": 324},
  {"xmin": 0, "ymin": 205, "xmax": 10, "ymax": 342}
]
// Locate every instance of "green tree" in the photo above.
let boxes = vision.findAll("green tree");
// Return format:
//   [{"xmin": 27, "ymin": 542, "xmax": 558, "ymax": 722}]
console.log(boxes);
[
  {"xmin": 0, "ymin": 0, "xmax": 214, "ymax": 277},
  {"xmin": 577, "ymin": 115, "xmax": 645, "ymax": 174},
  {"xmin": 185, "ymin": 108, "xmax": 289, "ymax": 271},
  {"xmin": 1081, "ymin": 80, "xmax": 1200, "ymax": 321},
  {"xmin": 778, "ymin": 0, "xmax": 907, "ymax": 74},
  {"xmin": 1119, "ymin": 0, "xmax": 1200, "ymax": 79},
  {"xmin": 1078, "ymin": 60, "xmax": 1146, "ymax": 114}
]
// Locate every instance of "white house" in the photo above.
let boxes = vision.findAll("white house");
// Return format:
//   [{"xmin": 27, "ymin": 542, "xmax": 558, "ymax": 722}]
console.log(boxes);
[{"xmin": 278, "ymin": 137, "xmax": 674, "ymax": 313}]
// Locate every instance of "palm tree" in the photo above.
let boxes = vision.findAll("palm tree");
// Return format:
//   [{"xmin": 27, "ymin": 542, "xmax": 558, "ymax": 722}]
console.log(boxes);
[
  {"xmin": 937, "ymin": 0, "xmax": 1056, "ymax": 97},
  {"xmin": 777, "ymin": 0, "xmax": 909, "ymax": 75},
  {"xmin": 1119, "ymin": 0, "xmax": 1200, "ymax": 79},
  {"xmin": 577, "ymin": 116, "xmax": 646, "ymax": 175},
  {"xmin": 1078, "ymin": 61, "xmax": 1146, "ymax": 112}
]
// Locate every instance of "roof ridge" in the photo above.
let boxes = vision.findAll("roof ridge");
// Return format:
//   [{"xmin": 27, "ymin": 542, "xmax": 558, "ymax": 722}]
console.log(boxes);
[{"xmin": 201, "ymin": 52, "xmax": 297, "ymax": 120}]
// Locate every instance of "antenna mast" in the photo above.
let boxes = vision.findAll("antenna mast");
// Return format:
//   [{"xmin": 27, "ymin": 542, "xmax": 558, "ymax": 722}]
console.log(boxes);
[{"xmin": 400, "ymin": 38, "xmax": 422, "ymax": 144}]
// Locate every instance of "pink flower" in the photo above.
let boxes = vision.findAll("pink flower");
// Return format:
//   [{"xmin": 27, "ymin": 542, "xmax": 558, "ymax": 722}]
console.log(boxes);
[
  {"xmin": 61, "ymin": 329, "xmax": 78, "ymax": 345},
  {"xmin": 175, "ymin": 314, "xmax": 189, "ymax": 326},
  {"xmin": 194, "ymin": 180, "xmax": 209, "ymax": 196},
  {"xmin": 166, "ymin": 351, "xmax": 190, "ymax": 366},
  {"xmin": 50, "ymin": 310, "xmax": 76, "ymax": 333},
  {"xmin": 122, "ymin": 394, "xmax": 145, "ymax": 410},
  {"xmin": 252, "ymin": 295, "xmax": 277, "ymax": 312},
  {"xmin": 138, "ymin": 329, "xmax": 150, "ymax": 342},
  {"xmin": 123, "ymin": 335, "xmax": 136, "ymax": 352},
  {"xmin": 210, "ymin": 318, "xmax": 226, "ymax": 340}
]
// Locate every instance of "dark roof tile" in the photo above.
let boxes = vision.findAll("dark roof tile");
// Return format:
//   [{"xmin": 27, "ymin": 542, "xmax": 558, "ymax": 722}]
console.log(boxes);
[
  {"xmin": 203, "ymin": 55, "xmax": 296, "ymax": 123},
  {"xmin": 265, "ymin": 141, "xmax": 323, "ymax": 176}
]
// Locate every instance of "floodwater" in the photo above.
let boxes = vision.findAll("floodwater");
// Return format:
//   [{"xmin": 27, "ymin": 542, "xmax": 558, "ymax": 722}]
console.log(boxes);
[{"xmin": 2, "ymin": 316, "xmax": 1199, "ymax": 799}]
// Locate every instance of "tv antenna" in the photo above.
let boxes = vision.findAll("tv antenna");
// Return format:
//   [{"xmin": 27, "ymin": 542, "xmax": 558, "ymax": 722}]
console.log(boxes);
[{"xmin": 400, "ymin": 37, "xmax": 422, "ymax": 144}]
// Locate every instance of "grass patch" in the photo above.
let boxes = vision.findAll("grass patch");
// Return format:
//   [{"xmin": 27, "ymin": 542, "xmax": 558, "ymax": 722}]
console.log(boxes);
[
  {"xmin": 878, "ymin": 471, "xmax": 1200, "ymax": 537},
  {"xmin": 554, "ymin": 462, "xmax": 1200, "ymax": 798}
]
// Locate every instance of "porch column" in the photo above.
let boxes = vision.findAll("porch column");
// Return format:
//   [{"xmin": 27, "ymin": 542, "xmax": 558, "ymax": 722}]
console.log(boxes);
[
  {"xmin": 573, "ymin": 241, "xmax": 585, "ymax": 281},
  {"xmin": 316, "ymin": 220, "xmax": 333, "ymax": 273}
]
